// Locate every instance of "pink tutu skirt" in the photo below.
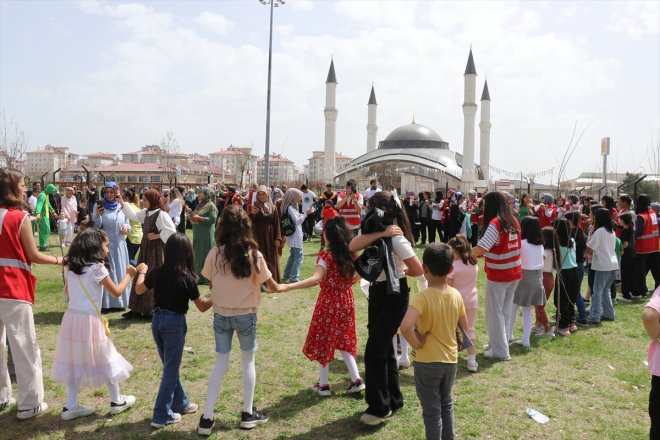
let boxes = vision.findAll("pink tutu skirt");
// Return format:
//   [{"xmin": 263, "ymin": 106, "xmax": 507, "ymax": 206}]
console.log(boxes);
[{"xmin": 51, "ymin": 310, "xmax": 133, "ymax": 388}]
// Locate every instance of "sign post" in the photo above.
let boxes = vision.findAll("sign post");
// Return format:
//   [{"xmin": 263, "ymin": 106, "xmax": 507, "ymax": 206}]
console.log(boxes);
[{"xmin": 601, "ymin": 137, "xmax": 610, "ymax": 196}]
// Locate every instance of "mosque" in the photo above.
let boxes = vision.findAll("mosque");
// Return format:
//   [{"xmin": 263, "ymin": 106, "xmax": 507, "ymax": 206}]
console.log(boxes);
[{"xmin": 326, "ymin": 50, "xmax": 492, "ymax": 194}]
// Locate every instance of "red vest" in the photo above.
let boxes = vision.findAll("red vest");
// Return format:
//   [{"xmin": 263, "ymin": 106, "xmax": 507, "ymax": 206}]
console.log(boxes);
[
  {"xmin": 538, "ymin": 205, "xmax": 557, "ymax": 229},
  {"xmin": 338, "ymin": 192, "xmax": 361, "ymax": 227},
  {"xmin": 484, "ymin": 218, "xmax": 522, "ymax": 282},
  {"xmin": 0, "ymin": 207, "xmax": 36, "ymax": 304},
  {"xmin": 637, "ymin": 210, "xmax": 659, "ymax": 254}
]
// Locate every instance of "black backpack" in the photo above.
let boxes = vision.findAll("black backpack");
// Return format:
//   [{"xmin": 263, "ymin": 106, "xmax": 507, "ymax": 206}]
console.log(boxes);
[{"xmin": 281, "ymin": 209, "xmax": 295, "ymax": 237}]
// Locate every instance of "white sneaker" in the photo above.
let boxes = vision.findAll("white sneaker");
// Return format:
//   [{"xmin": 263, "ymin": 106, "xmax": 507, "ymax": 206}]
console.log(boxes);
[
  {"xmin": 151, "ymin": 412, "xmax": 181, "ymax": 428},
  {"xmin": 515, "ymin": 340, "xmax": 530, "ymax": 349},
  {"xmin": 531, "ymin": 326, "xmax": 545, "ymax": 335},
  {"xmin": 110, "ymin": 395, "xmax": 136, "ymax": 415},
  {"xmin": 0, "ymin": 397, "xmax": 15, "ymax": 411},
  {"xmin": 16, "ymin": 402, "xmax": 48, "ymax": 420},
  {"xmin": 360, "ymin": 411, "xmax": 391, "ymax": 425},
  {"xmin": 617, "ymin": 297, "xmax": 632, "ymax": 304},
  {"xmin": 312, "ymin": 383, "xmax": 331, "ymax": 397},
  {"xmin": 62, "ymin": 404, "xmax": 95, "ymax": 421},
  {"xmin": 483, "ymin": 348, "xmax": 510, "ymax": 361},
  {"xmin": 467, "ymin": 359, "xmax": 478, "ymax": 372}
]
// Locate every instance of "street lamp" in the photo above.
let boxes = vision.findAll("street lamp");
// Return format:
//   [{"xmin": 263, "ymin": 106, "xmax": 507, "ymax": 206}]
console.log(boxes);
[{"xmin": 260, "ymin": 0, "xmax": 285, "ymax": 187}]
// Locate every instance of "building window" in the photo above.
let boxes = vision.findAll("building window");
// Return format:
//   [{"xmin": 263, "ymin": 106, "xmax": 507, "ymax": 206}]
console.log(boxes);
[
  {"xmin": 139, "ymin": 176, "xmax": 150, "ymax": 183},
  {"xmin": 151, "ymin": 176, "xmax": 161, "ymax": 183},
  {"xmin": 127, "ymin": 176, "xmax": 137, "ymax": 182}
]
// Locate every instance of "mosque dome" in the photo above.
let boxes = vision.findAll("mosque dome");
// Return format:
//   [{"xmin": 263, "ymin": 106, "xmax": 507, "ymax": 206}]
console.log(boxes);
[{"xmin": 379, "ymin": 120, "xmax": 449, "ymax": 150}]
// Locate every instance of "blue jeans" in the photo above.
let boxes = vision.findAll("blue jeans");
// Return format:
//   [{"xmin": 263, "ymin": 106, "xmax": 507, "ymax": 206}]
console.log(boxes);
[
  {"xmin": 283, "ymin": 247, "xmax": 303, "ymax": 282},
  {"xmin": 413, "ymin": 361, "xmax": 457, "ymax": 440},
  {"xmin": 590, "ymin": 270, "xmax": 616, "ymax": 322},
  {"xmin": 575, "ymin": 262, "xmax": 587, "ymax": 321},
  {"xmin": 213, "ymin": 313, "xmax": 257, "ymax": 353},
  {"xmin": 151, "ymin": 309, "xmax": 190, "ymax": 424}
]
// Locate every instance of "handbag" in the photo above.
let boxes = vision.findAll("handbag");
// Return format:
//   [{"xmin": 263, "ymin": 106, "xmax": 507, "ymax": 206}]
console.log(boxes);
[{"xmin": 76, "ymin": 275, "xmax": 111, "ymax": 337}]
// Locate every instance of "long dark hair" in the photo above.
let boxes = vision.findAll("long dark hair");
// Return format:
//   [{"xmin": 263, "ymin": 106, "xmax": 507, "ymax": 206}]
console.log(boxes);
[
  {"xmin": 162, "ymin": 233, "xmax": 197, "ymax": 282},
  {"xmin": 636, "ymin": 194, "xmax": 651, "ymax": 215},
  {"xmin": 448, "ymin": 234, "xmax": 477, "ymax": 265},
  {"xmin": 0, "ymin": 167, "xmax": 25, "ymax": 209},
  {"xmin": 482, "ymin": 191, "xmax": 518, "ymax": 233},
  {"xmin": 367, "ymin": 191, "xmax": 414, "ymax": 244},
  {"xmin": 521, "ymin": 216, "xmax": 542, "ymax": 245},
  {"xmin": 64, "ymin": 228, "xmax": 109, "ymax": 275},
  {"xmin": 324, "ymin": 217, "xmax": 355, "ymax": 278},
  {"xmin": 215, "ymin": 205, "xmax": 259, "ymax": 279},
  {"xmin": 564, "ymin": 211, "xmax": 586, "ymax": 244},
  {"xmin": 594, "ymin": 208, "xmax": 614, "ymax": 233},
  {"xmin": 554, "ymin": 218, "xmax": 573, "ymax": 248},
  {"xmin": 541, "ymin": 226, "xmax": 561, "ymax": 270}
]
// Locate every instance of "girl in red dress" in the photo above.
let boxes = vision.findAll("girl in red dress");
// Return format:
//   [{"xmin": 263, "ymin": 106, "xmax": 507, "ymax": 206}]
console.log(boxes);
[{"xmin": 279, "ymin": 217, "xmax": 364, "ymax": 396}]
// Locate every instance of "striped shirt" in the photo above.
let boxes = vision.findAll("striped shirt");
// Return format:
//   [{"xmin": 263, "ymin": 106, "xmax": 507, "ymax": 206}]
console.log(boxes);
[{"xmin": 477, "ymin": 222, "xmax": 500, "ymax": 250}]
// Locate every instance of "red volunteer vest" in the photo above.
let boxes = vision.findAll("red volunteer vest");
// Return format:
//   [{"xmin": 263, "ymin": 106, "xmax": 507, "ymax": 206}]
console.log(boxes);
[
  {"xmin": 338, "ymin": 192, "xmax": 361, "ymax": 227},
  {"xmin": 538, "ymin": 205, "xmax": 557, "ymax": 229},
  {"xmin": 484, "ymin": 218, "xmax": 522, "ymax": 282},
  {"xmin": 0, "ymin": 207, "xmax": 36, "ymax": 304},
  {"xmin": 636, "ymin": 210, "xmax": 659, "ymax": 254}
]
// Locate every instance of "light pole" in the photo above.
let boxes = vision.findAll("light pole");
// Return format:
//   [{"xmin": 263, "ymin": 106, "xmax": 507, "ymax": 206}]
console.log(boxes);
[{"xmin": 260, "ymin": 0, "xmax": 285, "ymax": 187}]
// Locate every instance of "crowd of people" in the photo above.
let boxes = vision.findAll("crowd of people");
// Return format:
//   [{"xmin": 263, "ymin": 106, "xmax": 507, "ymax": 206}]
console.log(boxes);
[{"xmin": 2, "ymin": 166, "xmax": 660, "ymax": 439}]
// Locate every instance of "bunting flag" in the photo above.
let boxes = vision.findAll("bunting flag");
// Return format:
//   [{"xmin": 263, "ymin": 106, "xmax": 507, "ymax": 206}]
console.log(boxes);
[{"xmin": 488, "ymin": 165, "xmax": 554, "ymax": 180}]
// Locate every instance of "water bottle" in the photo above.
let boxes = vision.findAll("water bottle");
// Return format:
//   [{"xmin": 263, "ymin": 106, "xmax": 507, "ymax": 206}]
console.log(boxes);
[{"xmin": 526, "ymin": 408, "xmax": 549, "ymax": 424}]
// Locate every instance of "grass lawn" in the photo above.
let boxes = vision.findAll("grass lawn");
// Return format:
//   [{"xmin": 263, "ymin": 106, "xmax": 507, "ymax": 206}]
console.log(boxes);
[{"xmin": 0, "ymin": 233, "xmax": 653, "ymax": 439}]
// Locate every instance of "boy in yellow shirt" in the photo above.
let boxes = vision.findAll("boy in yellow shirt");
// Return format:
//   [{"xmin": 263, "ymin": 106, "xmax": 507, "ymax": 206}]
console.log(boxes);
[{"xmin": 401, "ymin": 243, "xmax": 468, "ymax": 440}]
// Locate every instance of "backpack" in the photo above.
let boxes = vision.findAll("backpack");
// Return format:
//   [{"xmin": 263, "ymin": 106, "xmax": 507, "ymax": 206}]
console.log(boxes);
[{"xmin": 281, "ymin": 209, "xmax": 295, "ymax": 237}]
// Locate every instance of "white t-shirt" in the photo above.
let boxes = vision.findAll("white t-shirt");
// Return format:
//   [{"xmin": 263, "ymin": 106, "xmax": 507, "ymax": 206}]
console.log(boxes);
[
  {"xmin": 285, "ymin": 205, "xmax": 307, "ymax": 249},
  {"xmin": 521, "ymin": 239, "xmax": 544, "ymax": 270},
  {"xmin": 65, "ymin": 263, "xmax": 109, "ymax": 314},
  {"xmin": 587, "ymin": 227, "xmax": 619, "ymax": 271},
  {"xmin": 375, "ymin": 235, "xmax": 416, "ymax": 281},
  {"xmin": 57, "ymin": 218, "xmax": 69, "ymax": 233},
  {"xmin": 431, "ymin": 200, "xmax": 444, "ymax": 221},
  {"xmin": 542, "ymin": 249, "xmax": 554, "ymax": 272},
  {"xmin": 28, "ymin": 195, "xmax": 37, "ymax": 213},
  {"xmin": 168, "ymin": 198, "xmax": 182, "ymax": 226},
  {"xmin": 301, "ymin": 191, "xmax": 317, "ymax": 212}
]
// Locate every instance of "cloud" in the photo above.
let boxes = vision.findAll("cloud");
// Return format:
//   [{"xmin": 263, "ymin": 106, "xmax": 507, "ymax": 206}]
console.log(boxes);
[
  {"xmin": 289, "ymin": 0, "xmax": 314, "ymax": 12},
  {"xmin": 609, "ymin": 0, "xmax": 660, "ymax": 39},
  {"xmin": 196, "ymin": 11, "xmax": 235, "ymax": 35}
]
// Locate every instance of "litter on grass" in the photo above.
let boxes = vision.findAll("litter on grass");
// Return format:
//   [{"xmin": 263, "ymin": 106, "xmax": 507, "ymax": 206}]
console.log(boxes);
[
  {"xmin": 607, "ymin": 364, "xmax": 615, "ymax": 370},
  {"xmin": 526, "ymin": 408, "xmax": 549, "ymax": 424}
]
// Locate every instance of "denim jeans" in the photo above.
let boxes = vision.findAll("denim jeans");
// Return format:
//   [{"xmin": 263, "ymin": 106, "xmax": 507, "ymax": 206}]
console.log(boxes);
[
  {"xmin": 413, "ymin": 361, "xmax": 457, "ymax": 440},
  {"xmin": 283, "ymin": 247, "xmax": 304, "ymax": 282},
  {"xmin": 151, "ymin": 309, "xmax": 190, "ymax": 424},
  {"xmin": 213, "ymin": 313, "xmax": 257, "ymax": 353},
  {"xmin": 574, "ymin": 262, "xmax": 587, "ymax": 321},
  {"xmin": 590, "ymin": 270, "xmax": 616, "ymax": 322}
]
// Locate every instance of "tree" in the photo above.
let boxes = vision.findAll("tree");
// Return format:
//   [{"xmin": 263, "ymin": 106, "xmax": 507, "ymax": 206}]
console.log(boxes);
[
  {"xmin": 160, "ymin": 131, "xmax": 180, "ymax": 187},
  {"xmin": 235, "ymin": 149, "xmax": 254, "ymax": 188},
  {"xmin": 619, "ymin": 172, "xmax": 659, "ymax": 201},
  {"xmin": 0, "ymin": 110, "xmax": 29, "ymax": 169}
]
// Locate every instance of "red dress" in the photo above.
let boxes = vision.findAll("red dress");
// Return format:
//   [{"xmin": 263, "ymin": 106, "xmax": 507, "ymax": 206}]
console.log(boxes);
[{"xmin": 302, "ymin": 250, "xmax": 357, "ymax": 366}]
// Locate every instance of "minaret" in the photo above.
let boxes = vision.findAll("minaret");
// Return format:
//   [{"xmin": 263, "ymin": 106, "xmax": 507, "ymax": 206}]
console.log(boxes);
[
  {"xmin": 461, "ymin": 49, "xmax": 477, "ymax": 187},
  {"xmin": 366, "ymin": 85, "xmax": 378, "ymax": 152},
  {"xmin": 479, "ymin": 80, "xmax": 491, "ymax": 183},
  {"xmin": 323, "ymin": 59, "xmax": 338, "ymax": 181}
]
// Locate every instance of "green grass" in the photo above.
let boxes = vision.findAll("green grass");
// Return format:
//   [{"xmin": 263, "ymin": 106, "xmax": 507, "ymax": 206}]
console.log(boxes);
[{"xmin": 0, "ymin": 234, "xmax": 653, "ymax": 439}]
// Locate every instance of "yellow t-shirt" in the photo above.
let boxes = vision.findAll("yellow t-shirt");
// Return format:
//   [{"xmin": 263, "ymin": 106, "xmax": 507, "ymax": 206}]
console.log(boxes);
[{"xmin": 409, "ymin": 286, "xmax": 466, "ymax": 364}]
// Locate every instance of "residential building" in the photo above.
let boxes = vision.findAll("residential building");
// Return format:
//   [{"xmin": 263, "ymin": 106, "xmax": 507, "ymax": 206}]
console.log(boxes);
[
  {"xmin": 307, "ymin": 151, "xmax": 353, "ymax": 182},
  {"xmin": 256, "ymin": 153, "xmax": 297, "ymax": 185},
  {"xmin": 26, "ymin": 145, "xmax": 79, "ymax": 179},
  {"xmin": 209, "ymin": 145, "xmax": 257, "ymax": 187},
  {"xmin": 78, "ymin": 152, "xmax": 117, "ymax": 167}
]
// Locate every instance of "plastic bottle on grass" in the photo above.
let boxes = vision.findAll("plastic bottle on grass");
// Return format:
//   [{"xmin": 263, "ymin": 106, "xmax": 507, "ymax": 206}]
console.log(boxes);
[{"xmin": 526, "ymin": 408, "xmax": 549, "ymax": 424}]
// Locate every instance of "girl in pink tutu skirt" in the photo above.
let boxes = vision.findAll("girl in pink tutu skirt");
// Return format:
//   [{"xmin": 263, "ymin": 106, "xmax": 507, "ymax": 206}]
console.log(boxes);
[{"xmin": 51, "ymin": 228, "xmax": 137, "ymax": 421}]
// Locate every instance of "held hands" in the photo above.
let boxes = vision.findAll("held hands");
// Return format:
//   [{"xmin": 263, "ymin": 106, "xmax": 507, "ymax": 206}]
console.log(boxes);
[
  {"xmin": 147, "ymin": 232, "xmax": 160, "ymax": 241},
  {"xmin": 126, "ymin": 265, "xmax": 137, "ymax": 277},
  {"xmin": 136, "ymin": 263, "xmax": 148, "ymax": 273},
  {"xmin": 383, "ymin": 225, "xmax": 403, "ymax": 238},
  {"xmin": 274, "ymin": 283, "xmax": 288, "ymax": 293}
]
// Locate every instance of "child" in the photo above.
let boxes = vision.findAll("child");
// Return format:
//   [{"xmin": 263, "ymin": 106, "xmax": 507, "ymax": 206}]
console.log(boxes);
[
  {"xmin": 278, "ymin": 217, "xmax": 365, "ymax": 396},
  {"xmin": 533, "ymin": 227, "xmax": 559, "ymax": 336},
  {"xmin": 618, "ymin": 212, "xmax": 636, "ymax": 302},
  {"xmin": 642, "ymin": 287, "xmax": 660, "ymax": 439},
  {"xmin": 134, "ymin": 233, "xmax": 213, "ymax": 429},
  {"xmin": 198, "ymin": 205, "xmax": 279, "ymax": 436},
  {"xmin": 400, "ymin": 243, "xmax": 468, "ymax": 440},
  {"xmin": 319, "ymin": 199, "xmax": 338, "ymax": 250},
  {"xmin": 57, "ymin": 212, "xmax": 69, "ymax": 247},
  {"xmin": 508, "ymin": 216, "xmax": 545, "ymax": 348},
  {"xmin": 280, "ymin": 188, "xmax": 313, "ymax": 283},
  {"xmin": 554, "ymin": 218, "xmax": 580, "ymax": 335},
  {"xmin": 585, "ymin": 208, "xmax": 618, "ymax": 324},
  {"xmin": 564, "ymin": 212, "xmax": 588, "ymax": 324},
  {"xmin": 78, "ymin": 219, "xmax": 94, "ymax": 232},
  {"xmin": 447, "ymin": 234, "xmax": 479, "ymax": 372},
  {"xmin": 51, "ymin": 229, "xmax": 136, "ymax": 421}
]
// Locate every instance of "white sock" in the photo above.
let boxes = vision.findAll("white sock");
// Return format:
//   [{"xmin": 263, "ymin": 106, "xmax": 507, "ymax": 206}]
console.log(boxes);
[
  {"xmin": 399, "ymin": 336, "xmax": 410, "ymax": 362},
  {"xmin": 467, "ymin": 354, "xmax": 476, "ymax": 363},
  {"xmin": 522, "ymin": 306, "xmax": 533, "ymax": 346},
  {"xmin": 203, "ymin": 352, "xmax": 231, "ymax": 419},
  {"xmin": 241, "ymin": 350, "xmax": 256, "ymax": 414},
  {"xmin": 319, "ymin": 363, "xmax": 329, "ymax": 385},
  {"xmin": 106, "ymin": 380, "xmax": 121, "ymax": 404},
  {"xmin": 340, "ymin": 351, "xmax": 360, "ymax": 382},
  {"xmin": 66, "ymin": 380, "xmax": 79, "ymax": 409}
]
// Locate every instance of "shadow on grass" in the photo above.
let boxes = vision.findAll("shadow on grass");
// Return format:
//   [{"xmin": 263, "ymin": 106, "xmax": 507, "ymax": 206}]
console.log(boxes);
[
  {"xmin": 264, "ymin": 388, "xmax": 325, "ymax": 421},
  {"xmin": 273, "ymin": 409, "xmax": 385, "ymax": 440},
  {"xmin": 33, "ymin": 311, "xmax": 64, "ymax": 326}
]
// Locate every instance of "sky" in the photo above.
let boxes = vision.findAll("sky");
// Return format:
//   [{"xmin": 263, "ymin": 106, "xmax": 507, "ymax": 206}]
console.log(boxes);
[{"xmin": 1, "ymin": 0, "xmax": 658, "ymax": 184}]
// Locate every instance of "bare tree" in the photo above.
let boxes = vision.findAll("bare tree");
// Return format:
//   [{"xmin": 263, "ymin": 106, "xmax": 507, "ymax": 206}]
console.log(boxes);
[
  {"xmin": 235, "ymin": 150, "xmax": 254, "ymax": 188},
  {"xmin": 160, "ymin": 131, "xmax": 180, "ymax": 187},
  {"xmin": 0, "ymin": 110, "xmax": 29, "ymax": 169},
  {"xmin": 552, "ymin": 121, "xmax": 591, "ymax": 196}
]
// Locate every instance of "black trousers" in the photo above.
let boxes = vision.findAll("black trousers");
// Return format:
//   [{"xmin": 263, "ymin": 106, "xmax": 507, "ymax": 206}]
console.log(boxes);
[
  {"xmin": 651, "ymin": 375, "xmax": 660, "ymax": 440},
  {"xmin": 470, "ymin": 223, "xmax": 479, "ymax": 247},
  {"xmin": 365, "ymin": 278, "xmax": 409, "ymax": 417},
  {"xmin": 432, "ymin": 219, "xmax": 443, "ymax": 243},
  {"xmin": 303, "ymin": 215, "xmax": 316, "ymax": 239},
  {"xmin": 634, "ymin": 253, "xmax": 660, "ymax": 295},
  {"xmin": 554, "ymin": 268, "xmax": 578, "ymax": 329},
  {"xmin": 420, "ymin": 218, "xmax": 429, "ymax": 244},
  {"xmin": 621, "ymin": 255, "xmax": 634, "ymax": 299}
]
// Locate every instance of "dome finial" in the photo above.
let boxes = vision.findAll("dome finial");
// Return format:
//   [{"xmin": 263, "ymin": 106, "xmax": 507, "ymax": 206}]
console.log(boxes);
[{"xmin": 412, "ymin": 115, "xmax": 416, "ymax": 124}]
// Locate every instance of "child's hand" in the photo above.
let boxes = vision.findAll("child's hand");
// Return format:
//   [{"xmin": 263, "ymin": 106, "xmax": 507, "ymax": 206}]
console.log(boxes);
[
  {"xmin": 415, "ymin": 330, "xmax": 428, "ymax": 347},
  {"xmin": 383, "ymin": 225, "xmax": 403, "ymax": 238},
  {"xmin": 275, "ymin": 283, "xmax": 287, "ymax": 292},
  {"xmin": 136, "ymin": 263, "xmax": 148, "ymax": 273},
  {"xmin": 126, "ymin": 265, "xmax": 137, "ymax": 277}
]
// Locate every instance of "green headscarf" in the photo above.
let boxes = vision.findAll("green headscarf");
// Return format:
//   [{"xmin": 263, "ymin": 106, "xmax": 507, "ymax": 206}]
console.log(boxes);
[{"xmin": 194, "ymin": 187, "xmax": 217, "ymax": 216}]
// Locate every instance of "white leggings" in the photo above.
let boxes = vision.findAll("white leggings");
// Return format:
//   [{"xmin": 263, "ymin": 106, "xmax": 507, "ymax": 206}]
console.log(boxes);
[
  {"xmin": 66, "ymin": 378, "xmax": 121, "ymax": 409},
  {"xmin": 318, "ymin": 351, "xmax": 360, "ymax": 385},
  {"xmin": 203, "ymin": 351, "xmax": 256, "ymax": 419}
]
